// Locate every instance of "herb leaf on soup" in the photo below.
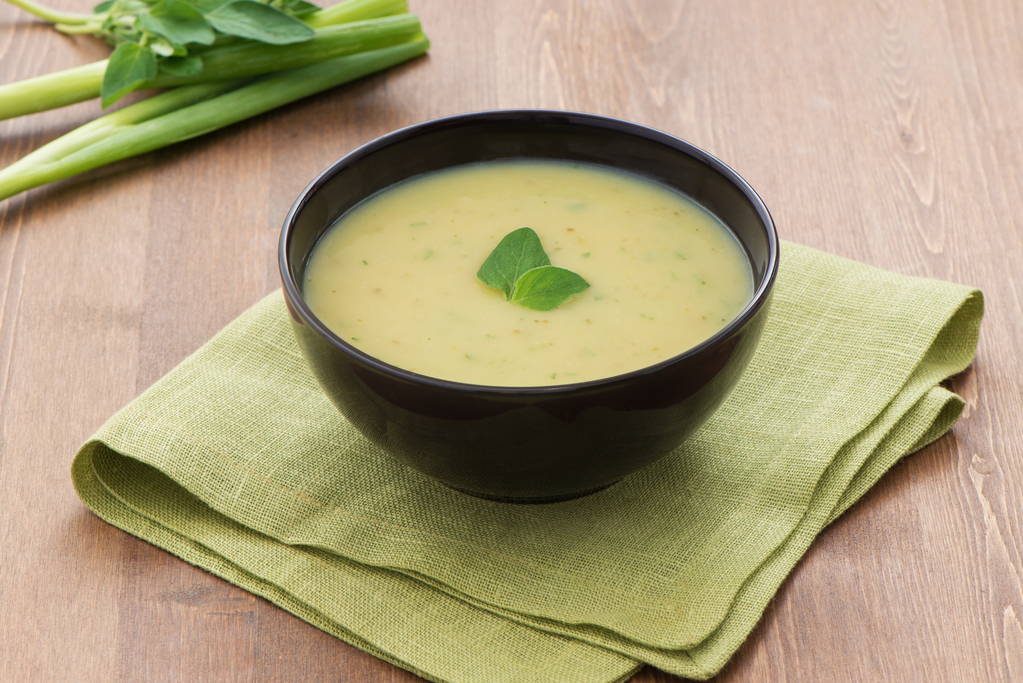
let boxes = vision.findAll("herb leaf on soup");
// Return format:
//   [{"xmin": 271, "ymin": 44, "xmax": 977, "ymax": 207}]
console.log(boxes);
[
  {"xmin": 478, "ymin": 227, "xmax": 590, "ymax": 310},
  {"xmin": 477, "ymin": 227, "xmax": 550, "ymax": 299},
  {"xmin": 511, "ymin": 266, "xmax": 590, "ymax": 311}
]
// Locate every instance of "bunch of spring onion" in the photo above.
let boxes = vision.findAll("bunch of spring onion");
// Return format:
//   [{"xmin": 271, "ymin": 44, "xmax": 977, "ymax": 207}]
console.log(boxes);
[{"xmin": 0, "ymin": 0, "xmax": 429, "ymax": 201}]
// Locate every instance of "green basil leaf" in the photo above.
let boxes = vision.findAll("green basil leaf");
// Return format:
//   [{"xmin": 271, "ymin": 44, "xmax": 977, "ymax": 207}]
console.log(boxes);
[
  {"xmin": 511, "ymin": 266, "xmax": 591, "ymax": 311},
  {"xmin": 158, "ymin": 54, "xmax": 203, "ymax": 76},
  {"xmin": 189, "ymin": 0, "xmax": 233, "ymax": 12},
  {"xmin": 101, "ymin": 42, "xmax": 158, "ymax": 107},
  {"xmin": 139, "ymin": 0, "xmax": 215, "ymax": 45},
  {"xmin": 204, "ymin": 0, "xmax": 314, "ymax": 44},
  {"xmin": 93, "ymin": 0, "xmax": 115, "ymax": 13},
  {"xmin": 477, "ymin": 227, "xmax": 551, "ymax": 299}
]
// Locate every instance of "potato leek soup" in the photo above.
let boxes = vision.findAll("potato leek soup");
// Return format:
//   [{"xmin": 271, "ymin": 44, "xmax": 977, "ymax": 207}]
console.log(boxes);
[{"xmin": 302, "ymin": 160, "xmax": 753, "ymax": 386}]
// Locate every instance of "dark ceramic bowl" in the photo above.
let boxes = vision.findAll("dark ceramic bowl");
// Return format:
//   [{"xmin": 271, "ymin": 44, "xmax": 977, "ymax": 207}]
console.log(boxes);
[{"xmin": 279, "ymin": 110, "xmax": 779, "ymax": 502}]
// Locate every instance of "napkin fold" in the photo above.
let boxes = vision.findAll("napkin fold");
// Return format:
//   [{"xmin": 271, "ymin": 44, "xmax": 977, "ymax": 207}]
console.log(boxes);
[{"xmin": 72, "ymin": 242, "xmax": 983, "ymax": 682}]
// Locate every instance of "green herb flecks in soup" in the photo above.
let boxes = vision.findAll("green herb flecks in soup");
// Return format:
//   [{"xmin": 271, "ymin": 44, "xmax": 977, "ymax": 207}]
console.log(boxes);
[{"xmin": 302, "ymin": 160, "xmax": 753, "ymax": 386}]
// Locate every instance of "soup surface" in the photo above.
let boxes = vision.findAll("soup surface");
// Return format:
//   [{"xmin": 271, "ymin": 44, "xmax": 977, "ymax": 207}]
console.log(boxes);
[{"xmin": 303, "ymin": 160, "xmax": 752, "ymax": 386}]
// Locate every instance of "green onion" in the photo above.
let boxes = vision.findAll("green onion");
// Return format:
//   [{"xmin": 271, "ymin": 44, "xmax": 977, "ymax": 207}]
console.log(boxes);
[
  {"xmin": 304, "ymin": 0, "xmax": 407, "ymax": 28},
  {"xmin": 0, "ymin": 0, "xmax": 411, "ymax": 120},
  {"xmin": 0, "ymin": 38, "xmax": 429, "ymax": 201},
  {"xmin": 0, "ymin": 62, "xmax": 108, "ymax": 120},
  {"xmin": 2, "ymin": 82, "xmax": 240, "ymax": 172},
  {"xmin": 151, "ymin": 15, "xmax": 423, "ymax": 87}
]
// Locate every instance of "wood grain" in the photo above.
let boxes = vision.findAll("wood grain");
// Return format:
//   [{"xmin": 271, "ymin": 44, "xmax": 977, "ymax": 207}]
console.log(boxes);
[{"xmin": 1, "ymin": 0, "xmax": 1020, "ymax": 681}]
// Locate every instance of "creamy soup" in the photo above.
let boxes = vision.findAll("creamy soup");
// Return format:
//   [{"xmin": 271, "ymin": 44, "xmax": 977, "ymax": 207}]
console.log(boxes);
[{"xmin": 302, "ymin": 160, "xmax": 752, "ymax": 386}]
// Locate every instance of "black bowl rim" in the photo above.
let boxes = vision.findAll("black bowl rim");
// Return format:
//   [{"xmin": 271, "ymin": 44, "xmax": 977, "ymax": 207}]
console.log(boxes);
[{"xmin": 279, "ymin": 109, "xmax": 780, "ymax": 396}]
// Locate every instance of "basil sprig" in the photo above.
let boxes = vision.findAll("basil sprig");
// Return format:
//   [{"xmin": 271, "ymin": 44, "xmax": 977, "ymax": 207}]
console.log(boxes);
[{"xmin": 477, "ymin": 227, "xmax": 590, "ymax": 311}]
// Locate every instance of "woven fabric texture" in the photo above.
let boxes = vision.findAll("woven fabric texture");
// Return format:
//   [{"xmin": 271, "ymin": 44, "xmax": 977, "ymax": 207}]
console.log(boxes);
[{"xmin": 71, "ymin": 241, "xmax": 983, "ymax": 682}]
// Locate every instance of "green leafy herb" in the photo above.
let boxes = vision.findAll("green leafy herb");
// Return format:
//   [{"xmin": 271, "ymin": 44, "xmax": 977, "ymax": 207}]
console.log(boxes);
[
  {"xmin": 188, "ymin": 0, "xmax": 234, "ymax": 12},
  {"xmin": 478, "ymin": 227, "xmax": 590, "ymax": 311},
  {"xmin": 102, "ymin": 42, "xmax": 158, "ymax": 107},
  {"xmin": 203, "ymin": 0, "xmax": 314, "ymax": 44},
  {"xmin": 511, "ymin": 266, "xmax": 591, "ymax": 311},
  {"xmin": 138, "ymin": 0, "xmax": 216, "ymax": 47},
  {"xmin": 477, "ymin": 227, "xmax": 551, "ymax": 299}
]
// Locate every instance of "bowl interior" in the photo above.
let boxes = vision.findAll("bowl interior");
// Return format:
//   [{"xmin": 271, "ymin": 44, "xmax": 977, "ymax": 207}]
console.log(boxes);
[{"xmin": 282, "ymin": 110, "xmax": 777, "ymax": 389}]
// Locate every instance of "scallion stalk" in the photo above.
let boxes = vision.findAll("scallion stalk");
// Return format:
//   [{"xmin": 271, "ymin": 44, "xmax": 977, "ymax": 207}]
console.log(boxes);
[
  {"xmin": 5, "ymin": 82, "xmax": 240, "ymax": 171},
  {"xmin": 0, "ymin": 37, "xmax": 429, "ymax": 201},
  {"xmin": 150, "ymin": 14, "xmax": 422, "ymax": 87},
  {"xmin": 0, "ymin": 61, "xmax": 107, "ymax": 120},
  {"xmin": 0, "ymin": 0, "xmax": 412, "ymax": 120},
  {"xmin": 304, "ymin": 0, "xmax": 407, "ymax": 29}
]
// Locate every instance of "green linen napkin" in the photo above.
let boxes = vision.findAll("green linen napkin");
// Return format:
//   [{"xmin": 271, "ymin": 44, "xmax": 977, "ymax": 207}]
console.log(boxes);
[{"xmin": 71, "ymin": 241, "xmax": 983, "ymax": 682}]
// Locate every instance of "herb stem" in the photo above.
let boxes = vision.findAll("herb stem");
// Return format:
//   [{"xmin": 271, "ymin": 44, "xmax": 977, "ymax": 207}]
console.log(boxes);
[
  {"xmin": 53, "ymin": 21, "xmax": 105, "ymax": 34},
  {"xmin": 2, "ymin": 0, "xmax": 95, "ymax": 25},
  {"xmin": 0, "ymin": 38, "xmax": 429, "ymax": 201}
]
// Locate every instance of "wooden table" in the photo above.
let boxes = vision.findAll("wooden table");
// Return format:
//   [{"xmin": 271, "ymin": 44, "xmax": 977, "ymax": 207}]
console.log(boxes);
[{"xmin": 2, "ymin": 0, "xmax": 1020, "ymax": 681}]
